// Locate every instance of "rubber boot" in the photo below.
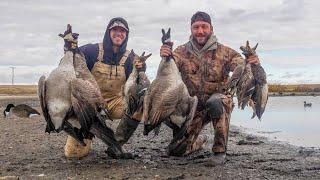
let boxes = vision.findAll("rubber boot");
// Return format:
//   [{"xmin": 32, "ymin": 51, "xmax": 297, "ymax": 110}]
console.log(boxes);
[
  {"xmin": 106, "ymin": 114, "xmax": 139, "ymax": 158},
  {"xmin": 115, "ymin": 114, "xmax": 140, "ymax": 145},
  {"xmin": 64, "ymin": 136, "xmax": 92, "ymax": 158}
]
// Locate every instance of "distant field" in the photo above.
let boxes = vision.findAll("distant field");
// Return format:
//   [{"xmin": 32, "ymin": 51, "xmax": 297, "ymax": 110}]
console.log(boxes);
[
  {"xmin": 0, "ymin": 84, "xmax": 319, "ymax": 95},
  {"xmin": 268, "ymin": 84, "xmax": 320, "ymax": 92},
  {"xmin": 0, "ymin": 85, "xmax": 37, "ymax": 95}
]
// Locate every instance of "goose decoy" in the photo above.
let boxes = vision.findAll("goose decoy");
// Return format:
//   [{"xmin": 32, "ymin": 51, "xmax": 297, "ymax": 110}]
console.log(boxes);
[
  {"xmin": 124, "ymin": 50, "xmax": 151, "ymax": 117},
  {"xmin": 38, "ymin": 24, "xmax": 130, "ymax": 158},
  {"xmin": 142, "ymin": 28, "xmax": 198, "ymax": 141},
  {"xmin": 3, "ymin": 103, "xmax": 40, "ymax": 118},
  {"xmin": 304, "ymin": 101, "xmax": 312, "ymax": 107}
]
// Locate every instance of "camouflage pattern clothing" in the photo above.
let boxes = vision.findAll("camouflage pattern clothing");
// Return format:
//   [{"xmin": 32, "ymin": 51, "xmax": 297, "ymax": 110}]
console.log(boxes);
[{"xmin": 171, "ymin": 34, "xmax": 245, "ymax": 155}]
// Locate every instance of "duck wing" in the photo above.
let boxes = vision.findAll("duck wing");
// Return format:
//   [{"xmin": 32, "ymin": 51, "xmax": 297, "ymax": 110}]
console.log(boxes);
[
  {"xmin": 250, "ymin": 64, "xmax": 268, "ymax": 120},
  {"xmin": 38, "ymin": 76, "xmax": 55, "ymax": 133},
  {"xmin": 127, "ymin": 74, "xmax": 150, "ymax": 116},
  {"xmin": 236, "ymin": 64, "xmax": 255, "ymax": 109}
]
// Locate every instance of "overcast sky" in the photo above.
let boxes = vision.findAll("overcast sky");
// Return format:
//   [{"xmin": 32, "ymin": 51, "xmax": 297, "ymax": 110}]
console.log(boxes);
[{"xmin": 0, "ymin": 0, "xmax": 319, "ymax": 84}]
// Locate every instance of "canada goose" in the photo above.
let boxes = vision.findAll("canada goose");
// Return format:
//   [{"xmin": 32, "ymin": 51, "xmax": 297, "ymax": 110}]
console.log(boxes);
[
  {"xmin": 227, "ymin": 41, "xmax": 268, "ymax": 120},
  {"xmin": 3, "ymin": 103, "xmax": 40, "ymax": 118},
  {"xmin": 304, "ymin": 101, "xmax": 312, "ymax": 107},
  {"xmin": 143, "ymin": 28, "xmax": 198, "ymax": 141},
  {"xmin": 124, "ymin": 50, "xmax": 151, "ymax": 117},
  {"xmin": 38, "ymin": 24, "xmax": 128, "ymax": 158}
]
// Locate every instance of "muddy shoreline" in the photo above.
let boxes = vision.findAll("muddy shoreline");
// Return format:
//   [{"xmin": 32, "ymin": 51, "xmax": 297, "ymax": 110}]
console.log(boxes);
[{"xmin": 0, "ymin": 97, "xmax": 319, "ymax": 179}]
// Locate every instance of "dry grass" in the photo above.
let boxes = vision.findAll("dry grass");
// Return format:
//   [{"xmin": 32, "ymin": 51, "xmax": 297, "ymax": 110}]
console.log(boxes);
[
  {"xmin": 0, "ymin": 84, "xmax": 320, "ymax": 95},
  {"xmin": 269, "ymin": 84, "xmax": 320, "ymax": 92},
  {"xmin": 0, "ymin": 85, "xmax": 37, "ymax": 95}
]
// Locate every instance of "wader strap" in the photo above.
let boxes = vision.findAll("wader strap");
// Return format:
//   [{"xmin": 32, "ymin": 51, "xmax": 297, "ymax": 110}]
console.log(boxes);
[
  {"xmin": 98, "ymin": 43, "xmax": 129, "ymax": 65},
  {"xmin": 119, "ymin": 50, "xmax": 130, "ymax": 66},
  {"xmin": 97, "ymin": 43, "xmax": 104, "ymax": 62}
]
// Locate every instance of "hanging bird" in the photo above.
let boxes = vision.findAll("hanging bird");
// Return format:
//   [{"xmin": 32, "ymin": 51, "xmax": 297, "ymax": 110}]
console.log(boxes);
[
  {"xmin": 3, "ymin": 103, "xmax": 40, "ymax": 118},
  {"xmin": 38, "ymin": 24, "xmax": 129, "ymax": 158},
  {"xmin": 124, "ymin": 50, "xmax": 151, "ymax": 118},
  {"xmin": 142, "ymin": 28, "xmax": 198, "ymax": 140},
  {"xmin": 227, "ymin": 41, "xmax": 268, "ymax": 120}
]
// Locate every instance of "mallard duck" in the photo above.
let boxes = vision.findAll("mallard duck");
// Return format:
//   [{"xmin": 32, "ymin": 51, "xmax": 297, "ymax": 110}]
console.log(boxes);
[
  {"xmin": 143, "ymin": 28, "xmax": 198, "ymax": 139},
  {"xmin": 3, "ymin": 103, "xmax": 40, "ymax": 118},
  {"xmin": 38, "ymin": 24, "xmax": 127, "ymax": 157},
  {"xmin": 228, "ymin": 41, "xmax": 268, "ymax": 120},
  {"xmin": 124, "ymin": 50, "xmax": 151, "ymax": 117}
]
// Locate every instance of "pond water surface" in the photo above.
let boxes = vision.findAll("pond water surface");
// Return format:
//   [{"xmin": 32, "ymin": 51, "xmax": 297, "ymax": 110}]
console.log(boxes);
[{"xmin": 231, "ymin": 96, "xmax": 320, "ymax": 147}]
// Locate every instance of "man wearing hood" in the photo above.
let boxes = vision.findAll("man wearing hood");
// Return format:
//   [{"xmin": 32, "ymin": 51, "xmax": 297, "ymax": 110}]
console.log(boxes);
[
  {"xmin": 160, "ymin": 12, "xmax": 260, "ymax": 164},
  {"xmin": 64, "ymin": 17, "xmax": 145, "ymax": 158}
]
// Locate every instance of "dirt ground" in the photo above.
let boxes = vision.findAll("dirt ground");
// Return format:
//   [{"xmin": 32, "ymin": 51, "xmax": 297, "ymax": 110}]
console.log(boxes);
[{"xmin": 0, "ymin": 96, "xmax": 320, "ymax": 180}]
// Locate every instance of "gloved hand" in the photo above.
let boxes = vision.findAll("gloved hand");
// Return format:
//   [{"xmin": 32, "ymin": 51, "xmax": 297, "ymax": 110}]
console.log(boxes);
[
  {"xmin": 133, "ymin": 59, "xmax": 145, "ymax": 69},
  {"xmin": 246, "ymin": 55, "xmax": 260, "ymax": 65},
  {"xmin": 160, "ymin": 43, "xmax": 173, "ymax": 58}
]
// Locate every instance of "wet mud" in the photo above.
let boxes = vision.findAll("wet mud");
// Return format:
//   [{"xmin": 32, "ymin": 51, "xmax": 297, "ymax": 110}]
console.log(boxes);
[{"xmin": 0, "ymin": 96, "xmax": 319, "ymax": 179}]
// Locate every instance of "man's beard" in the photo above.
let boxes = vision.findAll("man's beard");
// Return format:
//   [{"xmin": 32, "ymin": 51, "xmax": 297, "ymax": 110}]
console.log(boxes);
[{"xmin": 192, "ymin": 34, "xmax": 211, "ymax": 46}]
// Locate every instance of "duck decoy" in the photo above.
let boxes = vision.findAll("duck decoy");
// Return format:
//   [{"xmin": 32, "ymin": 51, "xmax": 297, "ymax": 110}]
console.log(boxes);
[{"xmin": 304, "ymin": 101, "xmax": 312, "ymax": 107}]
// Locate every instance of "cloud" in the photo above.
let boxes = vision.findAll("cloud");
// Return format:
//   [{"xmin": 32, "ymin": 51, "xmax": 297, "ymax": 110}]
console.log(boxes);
[
  {"xmin": 0, "ymin": 0, "xmax": 319, "ymax": 84},
  {"xmin": 281, "ymin": 72, "xmax": 305, "ymax": 79}
]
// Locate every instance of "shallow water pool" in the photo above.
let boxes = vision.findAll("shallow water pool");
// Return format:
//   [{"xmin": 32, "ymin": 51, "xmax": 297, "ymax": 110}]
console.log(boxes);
[{"xmin": 231, "ymin": 96, "xmax": 320, "ymax": 147}]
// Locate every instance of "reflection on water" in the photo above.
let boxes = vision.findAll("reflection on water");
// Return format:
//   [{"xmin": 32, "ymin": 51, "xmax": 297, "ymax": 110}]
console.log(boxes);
[{"xmin": 231, "ymin": 96, "xmax": 320, "ymax": 147}]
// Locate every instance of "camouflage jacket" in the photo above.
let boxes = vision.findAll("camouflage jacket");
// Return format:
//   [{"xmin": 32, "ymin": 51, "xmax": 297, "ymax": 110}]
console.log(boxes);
[{"xmin": 173, "ymin": 35, "xmax": 245, "ymax": 109}]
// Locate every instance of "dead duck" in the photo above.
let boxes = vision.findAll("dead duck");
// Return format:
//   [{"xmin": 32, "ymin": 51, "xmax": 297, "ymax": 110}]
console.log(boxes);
[
  {"xmin": 227, "ymin": 41, "xmax": 268, "ymax": 120},
  {"xmin": 3, "ymin": 103, "xmax": 40, "ymax": 118},
  {"xmin": 38, "ymin": 24, "xmax": 129, "ymax": 158},
  {"xmin": 124, "ymin": 50, "xmax": 151, "ymax": 117},
  {"xmin": 143, "ymin": 28, "xmax": 198, "ymax": 139}
]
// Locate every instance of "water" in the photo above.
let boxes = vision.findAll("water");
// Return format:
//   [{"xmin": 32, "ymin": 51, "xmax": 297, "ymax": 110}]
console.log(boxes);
[{"xmin": 231, "ymin": 96, "xmax": 320, "ymax": 147}]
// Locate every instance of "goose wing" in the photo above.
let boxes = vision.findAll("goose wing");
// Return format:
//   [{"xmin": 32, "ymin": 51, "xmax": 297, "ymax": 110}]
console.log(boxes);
[
  {"xmin": 16, "ymin": 104, "xmax": 40, "ymax": 115},
  {"xmin": 70, "ymin": 79, "xmax": 120, "ymax": 148},
  {"xmin": 70, "ymin": 78, "xmax": 105, "ymax": 130},
  {"xmin": 38, "ymin": 75, "xmax": 55, "ymax": 133},
  {"xmin": 149, "ymin": 83, "xmax": 185, "ymax": 127}
]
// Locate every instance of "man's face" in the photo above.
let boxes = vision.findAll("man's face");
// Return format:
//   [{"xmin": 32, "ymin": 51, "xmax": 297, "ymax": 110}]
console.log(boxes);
[
  {"xmin": 191, "ymin": 21, "xmax": 213, "ymax": 46},
  {"xmin": 110, "ymin": 26, "xmax": 127, "ymax": 46}
]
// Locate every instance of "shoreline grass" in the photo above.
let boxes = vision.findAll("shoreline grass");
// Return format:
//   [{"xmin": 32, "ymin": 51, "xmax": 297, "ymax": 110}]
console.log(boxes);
[{"xmin": 0, "ymin": 84, "xmax": 319, "ymax": 96}]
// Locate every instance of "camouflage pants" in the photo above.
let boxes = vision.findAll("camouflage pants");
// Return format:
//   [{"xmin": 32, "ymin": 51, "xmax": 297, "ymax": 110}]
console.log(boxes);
[{"xmin": 168, "ymin": 93, "xmax": 234, "ymax": 156}]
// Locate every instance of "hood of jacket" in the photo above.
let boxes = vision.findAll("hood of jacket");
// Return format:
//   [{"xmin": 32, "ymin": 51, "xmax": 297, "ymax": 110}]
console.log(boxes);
[{"xmin": 103, "ymin": 17, "xmax": 129, "ymax": 65}]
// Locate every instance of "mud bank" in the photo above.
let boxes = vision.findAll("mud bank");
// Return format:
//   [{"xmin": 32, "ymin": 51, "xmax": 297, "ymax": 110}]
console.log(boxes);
[{"xmin": 0, "ymin": 97, "xmax": 319, "ymax": 179}]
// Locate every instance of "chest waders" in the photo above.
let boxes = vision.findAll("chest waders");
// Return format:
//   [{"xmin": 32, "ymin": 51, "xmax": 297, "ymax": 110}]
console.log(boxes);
[
  {"xmin": 91, "ymin": 43, "xmax": 130, "ymax": 119},
  {"xmin": 88, "ymin": 43, "xmax": 142, "ymax": 158}
]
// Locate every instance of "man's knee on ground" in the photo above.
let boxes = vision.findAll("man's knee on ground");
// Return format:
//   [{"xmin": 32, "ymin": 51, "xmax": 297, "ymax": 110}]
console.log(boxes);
[{"xmin": 205, "ymin": 94, "xmax": 224, "ymax": 119}]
